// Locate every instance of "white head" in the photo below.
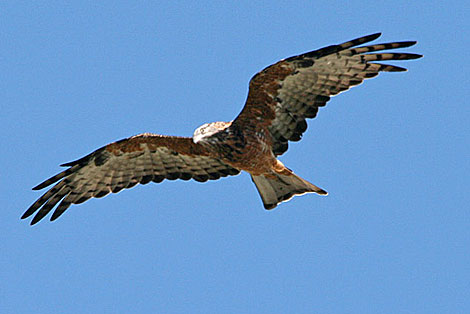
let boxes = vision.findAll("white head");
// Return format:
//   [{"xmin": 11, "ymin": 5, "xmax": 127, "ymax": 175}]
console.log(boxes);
[{"xmin": 193, "ymin": 121, "xmax": 231, "ymax": 144}]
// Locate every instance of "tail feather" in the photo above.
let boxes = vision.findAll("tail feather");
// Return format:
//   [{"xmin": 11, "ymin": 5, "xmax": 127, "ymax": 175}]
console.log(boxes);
[{"xmin": 251, "ymin": 172, "xmax": 327, "ymax": 209}]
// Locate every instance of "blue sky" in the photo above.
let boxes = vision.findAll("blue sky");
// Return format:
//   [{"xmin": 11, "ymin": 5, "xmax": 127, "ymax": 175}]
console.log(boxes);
[{"xmin": 1, "ymin": 1, "xmax": 468, "ymax": 313}]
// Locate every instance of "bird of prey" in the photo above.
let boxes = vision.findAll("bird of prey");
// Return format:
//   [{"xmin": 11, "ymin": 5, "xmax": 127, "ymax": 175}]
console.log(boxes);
[{"xmin": 22, "ymin": 33, "xmax": 421, "ymax": 225}]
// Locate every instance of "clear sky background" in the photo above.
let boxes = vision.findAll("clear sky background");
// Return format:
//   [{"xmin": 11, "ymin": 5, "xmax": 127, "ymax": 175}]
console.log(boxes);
[{"xmin": 1, "ymin": 1, "xmax": 468, "ymax": 313}]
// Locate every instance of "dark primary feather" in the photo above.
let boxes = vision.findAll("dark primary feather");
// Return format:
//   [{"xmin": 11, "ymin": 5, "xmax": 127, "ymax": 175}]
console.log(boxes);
[
  {"xmin": 23, "ymin": 134, "xmax": 239, "ymax": 225},
  {"xmin": 236, "ymin": 33, "xmax": 422, "ymax": 156}
]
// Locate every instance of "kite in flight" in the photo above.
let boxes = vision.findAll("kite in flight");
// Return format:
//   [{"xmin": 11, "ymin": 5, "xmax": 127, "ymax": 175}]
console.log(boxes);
[{"xmin": 23, "ymin": 33, "xmax": 421, "ymax": 225}]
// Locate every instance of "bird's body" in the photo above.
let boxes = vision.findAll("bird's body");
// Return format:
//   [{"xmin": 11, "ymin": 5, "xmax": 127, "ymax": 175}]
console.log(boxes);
[
  {"xmin": 194, "ymin": 121, "xmax": 274, "ymax": 175},
  {"xmin": 23, "ymin": 33, "xmax": 421, "ymax": 224}
]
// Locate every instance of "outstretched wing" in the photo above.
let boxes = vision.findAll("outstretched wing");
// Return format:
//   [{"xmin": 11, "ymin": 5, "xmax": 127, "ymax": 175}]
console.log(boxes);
[
  {"xmin": 234, "ymin": 33, "xmax": 422, "ymax": 155},
  {"xmin": 22, "ymin": 134, "xmax": 240, "ymax": 225}
]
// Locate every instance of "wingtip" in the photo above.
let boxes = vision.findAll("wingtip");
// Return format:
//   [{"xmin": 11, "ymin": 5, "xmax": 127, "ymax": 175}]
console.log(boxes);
[
  {"xmin": 32, "ymin": 184, "xmax": 42, "ymax": 191},
  {"xmin": 389, "ymin": 66, "xmax": 408, "ymax": 72},
  {"xmin": 30, "ymin": 214, "xmax": 43, "ymax": 225},
  {"xmin": 354, "ymin": 33, "xmax": 382, "ymax": 45},
  {"xmin": 412, "ymin": 53, "xmax": 423, "ymax": 59},
  {"xmin": 32, "ymin": 181, "xmax": 50, "ymax": 190},
  {"xmin": 20, "ymin": 212, "xmax": 29, "ymax": 220},
  {"xmin": 402, "ymin": 40, "xmax": 418, "ymax": 47},
  {"xmin": 369, "ymin": 32, "xmax": 382, "ymax": 40},
  {"xmin": 358, "ymin": 33, "xmax": 381, "ymax": 43},
  {"xmin": 20, "ymin": 212, "xmax": 40, "ymax": 225}
]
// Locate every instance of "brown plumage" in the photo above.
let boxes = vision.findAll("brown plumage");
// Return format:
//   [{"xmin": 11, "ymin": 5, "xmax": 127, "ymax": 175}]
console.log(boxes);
[{"xmin": 23, "ymin": 33, "xmax": 421, "ymax": 224}]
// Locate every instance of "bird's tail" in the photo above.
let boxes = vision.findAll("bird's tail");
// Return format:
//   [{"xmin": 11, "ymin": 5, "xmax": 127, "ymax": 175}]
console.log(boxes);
[{"xmin": 250, "ymin": 171, "xmax": 327, "ymax": 209}]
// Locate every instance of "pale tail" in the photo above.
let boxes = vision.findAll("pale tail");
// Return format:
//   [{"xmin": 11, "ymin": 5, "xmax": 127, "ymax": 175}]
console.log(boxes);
[{"xmin": 250, "ymin": 172, "xmax": 327, "ymax": 209}]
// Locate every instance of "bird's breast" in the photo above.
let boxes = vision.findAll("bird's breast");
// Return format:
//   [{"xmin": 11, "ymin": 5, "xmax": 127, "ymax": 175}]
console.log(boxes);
[{"xmin": 207, "ymin": 124, "xmax": 275, "ymax": 175}]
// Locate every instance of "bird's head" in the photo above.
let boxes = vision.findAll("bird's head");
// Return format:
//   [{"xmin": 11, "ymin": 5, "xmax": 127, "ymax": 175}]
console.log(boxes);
[{"xmin": 193, "ymin": 121, "xmax": 232, "ymax": 144}]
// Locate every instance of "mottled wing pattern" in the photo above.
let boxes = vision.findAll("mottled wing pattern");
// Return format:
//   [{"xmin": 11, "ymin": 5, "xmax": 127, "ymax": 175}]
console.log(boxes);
[
  {"xmin": 235, "ymin": 33, "xmax": 422, "ymax": 155},
  {"xmin": 22, "ymin": 134, "xmax": 240, "ymax": 225}
]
